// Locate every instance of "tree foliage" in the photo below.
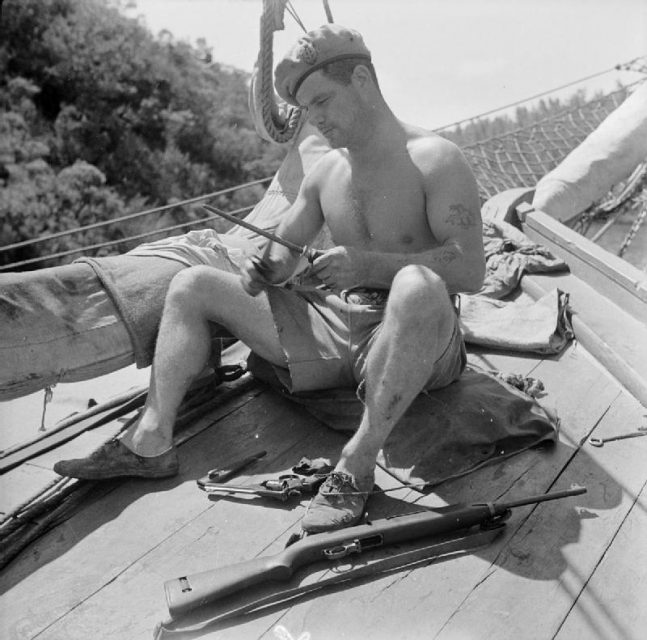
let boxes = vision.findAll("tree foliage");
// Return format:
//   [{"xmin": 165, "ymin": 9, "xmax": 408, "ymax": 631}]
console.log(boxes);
[
  {"xmin": 1, "ymin": 0, "xmax": 616, "ymax": 269},
  {"xmin": 0, "ymin": 0, "xmax": 284, "ymax": 268}
]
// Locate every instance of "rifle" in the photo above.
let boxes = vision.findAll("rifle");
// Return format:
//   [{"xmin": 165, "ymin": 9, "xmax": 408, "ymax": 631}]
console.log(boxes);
[{"xmin": 163, "ymin": 486, "xmax": 585, "ymax": 619}]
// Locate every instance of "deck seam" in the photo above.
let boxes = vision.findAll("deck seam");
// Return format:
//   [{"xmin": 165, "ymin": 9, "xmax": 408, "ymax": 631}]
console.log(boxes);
[
  {"xmin": 430, "ymin": 388, "xmax": 621, "ymax": 640},
  {"xmin": 28, "ymin": 497, "xmax": 222, "ymax": 640},
  {"xmin": 550, "ymin": 477, "xmax": 647, "ymax": 640},
  {"xmin": 431, "ymin": 487, "xmax": 555, "ymax": 640}
]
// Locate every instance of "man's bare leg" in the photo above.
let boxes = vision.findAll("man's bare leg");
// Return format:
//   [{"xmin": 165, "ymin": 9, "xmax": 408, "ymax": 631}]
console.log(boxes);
[
  {"xmin": 303, "ymin": 265, "xmax": 458, "ymax": 531},
  {"xmin": 120, "ymin": 266, "xmax": 287, "ymax": 456},
  {"xmin": 54, "ymin": 266, "xmax": 286, "ymax": 478},
  {"xmin": 338, "ymin": 265, "xmax": 457, "ymax": 484}
]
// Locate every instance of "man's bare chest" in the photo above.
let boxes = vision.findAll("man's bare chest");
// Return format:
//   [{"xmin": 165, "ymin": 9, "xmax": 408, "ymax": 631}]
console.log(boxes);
[{"xmin": 319, "ymin": 162, "xmax": 432, "ymax": 250}]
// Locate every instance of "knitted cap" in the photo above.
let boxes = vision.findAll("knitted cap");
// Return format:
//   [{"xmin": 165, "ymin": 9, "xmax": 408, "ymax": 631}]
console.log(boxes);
[{"xmin": 275, "ymin": 24, "xmax": 371, "ymax": 106}]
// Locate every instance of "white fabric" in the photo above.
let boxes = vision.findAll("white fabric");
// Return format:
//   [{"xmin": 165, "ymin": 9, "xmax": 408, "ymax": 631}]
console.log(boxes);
[{"xmin": 533, "ymin": 82, "xmax": 647, "ymax": 221}]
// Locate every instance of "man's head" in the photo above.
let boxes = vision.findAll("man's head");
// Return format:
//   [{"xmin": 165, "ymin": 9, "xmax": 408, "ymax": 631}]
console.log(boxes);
[
  {"xmin": 275, "ymin": 24, "xmax": 373, "ymax": 106},
  {"xmin": 275, "ymin": 24, "xmax": 380, "ymax": 147}
]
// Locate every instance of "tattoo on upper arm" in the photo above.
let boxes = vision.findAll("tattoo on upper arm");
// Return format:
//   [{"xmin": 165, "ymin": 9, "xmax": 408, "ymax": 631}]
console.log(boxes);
[{"xmin": 444, "ymin": 203, "xmax": 478, "ymax": 229}]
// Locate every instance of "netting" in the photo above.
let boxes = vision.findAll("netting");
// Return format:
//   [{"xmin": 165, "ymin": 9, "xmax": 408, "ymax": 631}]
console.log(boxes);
[
  {"xmin": 457, "ymin": 86, "xmax": 635, "ymax": 202},
  {"xmin": 450, "ymin": 76, "xmax": 647, "ymax": 266}
]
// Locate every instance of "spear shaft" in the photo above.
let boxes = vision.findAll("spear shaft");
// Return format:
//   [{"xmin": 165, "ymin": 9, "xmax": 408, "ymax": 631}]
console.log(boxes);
[{"xmin": 202, "ymin": 204, "xmax": 308, "ymax": 255}]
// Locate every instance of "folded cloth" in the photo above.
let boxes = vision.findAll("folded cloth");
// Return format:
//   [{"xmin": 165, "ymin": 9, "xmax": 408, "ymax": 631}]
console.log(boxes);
[
  {"xmin": 478, "ymin": 219, "xmax": 568, "ymax": 299},
  {"xmin": 457, "ymin": 218, "xmax": 572, "ymax": 354},
  {"xmin": 460, "ymin": 289, "xmax": 574, "ymax": 354},
  {"xmin": 77, "ymin": 233, "xmax": 258, "ymax": 367},
  {"xmin": 248, "ymin": 354, "xmax": 558, "ymax": 489},
  {"xmin": 125, "ymin": 228, "xmax": 255, "ymax": 269},
  {"xmin": 0, "ymin": 262, "xmax": 133, "ymax": 400},
  {"xmin": 76, "ymin": 255, "xmax": 186, "ymax": 368},
  {"xmin": 377, "ymin": 367, "xmax": 558, "ymax": 488}
]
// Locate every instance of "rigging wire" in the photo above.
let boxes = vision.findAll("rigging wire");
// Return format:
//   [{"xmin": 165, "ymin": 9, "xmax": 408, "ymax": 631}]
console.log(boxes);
[
  {"xmin": 0, "ymin": 177, "xmax": 271, "ymax": 254},
  {"xmin": 0, "ymin": 205, "xmax": 255, "ymax": 271},
  {"xmin": 434, "ymin": 57, "xmax": 646, "ymax": 132},
  {"xmin": 285, "ymin": 0, "xmax": 307, "ymax": 33},
  {"xmin": 322, "ymin": 0, "xmax": 334, "ymax": 23}
]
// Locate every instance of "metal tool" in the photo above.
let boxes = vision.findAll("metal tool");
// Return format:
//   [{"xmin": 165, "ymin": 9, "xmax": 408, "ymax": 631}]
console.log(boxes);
[
  {"xmin": 196, "ymin": 450, "xmax": 267, "ymax": 487},
  {"xmin": 202, "ymin": 204, "xmax": 321, "ymax": 262},
  {"xmin": 200, "ymin": 474, "xmax": 326, "ymax": 502},
  {"xmin": 588, "ymin": 426, "xmax": 647, "ymax": 447}
]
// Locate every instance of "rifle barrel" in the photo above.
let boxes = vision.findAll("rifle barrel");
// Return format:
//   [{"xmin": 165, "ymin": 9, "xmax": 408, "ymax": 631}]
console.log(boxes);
[{"xmin": 498, "ymin": 486, "xmax": 586, "ymax": 511}]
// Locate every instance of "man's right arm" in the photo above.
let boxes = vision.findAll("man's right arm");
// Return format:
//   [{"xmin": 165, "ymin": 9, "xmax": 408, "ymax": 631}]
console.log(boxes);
[{"xmin": 241, "ymin": 161, "xmax": 326, "ymax": 296}]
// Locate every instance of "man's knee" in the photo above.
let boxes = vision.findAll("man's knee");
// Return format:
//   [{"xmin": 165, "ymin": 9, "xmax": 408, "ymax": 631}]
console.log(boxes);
[
  {"xmin": 390, "ymin": 265, "xmax": 447, "ymax": 310},
  {"xmin": 387, "ymin": 266, "xmax": 456, "ymax": 348},
  {"xmin": 386, "ymin": 265, "xmax": 455, "ymax": 334},
  {"xmin": 165, "ymin": 266, "xmax": 217, "ymax": 310}
]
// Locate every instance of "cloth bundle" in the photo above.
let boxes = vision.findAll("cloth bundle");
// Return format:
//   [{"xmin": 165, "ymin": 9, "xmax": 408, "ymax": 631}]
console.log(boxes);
[
  {"xmin": 459, "ymin": 218, "xmax": 572, "ymax": 354},
  {"xmin": 247, "ymin": 354, "xmax": 557, "ymax": 489}
]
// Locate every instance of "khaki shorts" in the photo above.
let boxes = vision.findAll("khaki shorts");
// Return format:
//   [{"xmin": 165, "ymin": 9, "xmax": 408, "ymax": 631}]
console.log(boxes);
[{"xmin": 265, "ymin": 285, "xmax": 466, "ymax": 394}]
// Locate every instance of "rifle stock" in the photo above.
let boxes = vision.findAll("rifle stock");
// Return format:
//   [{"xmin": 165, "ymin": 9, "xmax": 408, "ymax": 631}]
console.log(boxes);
[{"xmin": 164, "ymin": 486, "xmax": 585, "ymax": 618}]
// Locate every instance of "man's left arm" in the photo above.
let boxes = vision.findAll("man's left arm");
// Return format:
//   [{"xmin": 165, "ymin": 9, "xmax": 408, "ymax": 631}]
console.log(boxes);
[{"xmin": 349, "ymin": 140, "xmax": 485, "ymax": 294}]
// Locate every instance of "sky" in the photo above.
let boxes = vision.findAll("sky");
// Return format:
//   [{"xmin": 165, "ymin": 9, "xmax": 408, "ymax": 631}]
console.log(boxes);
[{"xmin": 128, "ymin": 0, "xmax": 647, "ymax": 130}]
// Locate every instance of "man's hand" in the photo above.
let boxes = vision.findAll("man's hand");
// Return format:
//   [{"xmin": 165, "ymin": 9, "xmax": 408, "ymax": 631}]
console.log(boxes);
[
  {"xmin": 240, "ymin": 255, "xmax": 274, "ymax": 297},
  {"xmin": 310, "ymin": 246, "xmax": 369, "ymax": 291}
]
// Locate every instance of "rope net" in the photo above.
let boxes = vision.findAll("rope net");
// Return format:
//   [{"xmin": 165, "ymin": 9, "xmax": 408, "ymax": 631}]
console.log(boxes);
[
  {"xmin": 452, "ymin": 79, "xmax": 647, "ymax": 267},
  {"xmin": 456, "ymin": 85, "xmax": 635, "ymax": 202}
]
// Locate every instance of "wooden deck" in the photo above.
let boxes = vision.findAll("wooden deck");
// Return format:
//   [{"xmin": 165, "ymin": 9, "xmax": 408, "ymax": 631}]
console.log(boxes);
[{"xmin": 1, "ymin": 318, "xmax": 646, "ymax": 639}]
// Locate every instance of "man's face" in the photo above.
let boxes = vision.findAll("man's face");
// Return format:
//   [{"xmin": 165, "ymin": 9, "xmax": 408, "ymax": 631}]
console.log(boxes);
[{"xmin": 296, "ymin": 71, "xmax": 363, "ymax": 148}]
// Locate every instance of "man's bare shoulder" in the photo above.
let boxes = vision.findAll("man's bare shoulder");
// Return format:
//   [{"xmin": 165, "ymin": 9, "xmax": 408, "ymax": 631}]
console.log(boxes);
[
  {"xmin": 304, "ymin": 148, "xmax": 348, "ymax": 185},
  {"xmin": 402, "ymin": 124, "xmax": 467, "ymax": 174},
  {"xmin": 401, "ymin": 123, "xmax": 480, "ymax": 212}
]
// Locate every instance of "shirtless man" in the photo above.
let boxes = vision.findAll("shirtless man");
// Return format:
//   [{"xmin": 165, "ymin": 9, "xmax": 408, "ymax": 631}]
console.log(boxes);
[{"xmin": 55, "ymin": 25, "xmax": 485, "ymax": 533}]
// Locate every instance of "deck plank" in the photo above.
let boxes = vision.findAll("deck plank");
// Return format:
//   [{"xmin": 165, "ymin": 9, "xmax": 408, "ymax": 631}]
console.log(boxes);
[
  {"xmin": 522, "ymin": 270, "xmax": 647, "ymax": 407},
  {"xmin": 251, "ymin": 343, "xmax": 622, "ymax": 639},
  {"xmin": 270, "ymin": 342, "xmax": 623, "ymax": 640},
  {"xmin": 24, "ymin": 401, "xmax": 349, "ymax": 640},
  {"xmin": 431, "ymin": 389, "xmax": 647, "ymax": 640},
  {"xmin": 0, "ymin": 390, "xmax": 346, "ymax": 639},
  {"xmin": 1, "ymin": 340, "xmax": 636, "ymax": 640},
  {"xmin": 0, "ymin": 378, "xmax": 258, "ymax": 516},
  {"xmin": 554, "ymin": 482, "xmax": 647, "ymax": 640},
  {"xmin": 0, "ymin": 463, "xmax": 60, "ymax": 516}
]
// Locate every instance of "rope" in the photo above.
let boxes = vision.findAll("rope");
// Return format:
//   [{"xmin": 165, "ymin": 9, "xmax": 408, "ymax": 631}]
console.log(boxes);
[
  {"xmin": 573, "ymin": 158, "xmax": 647, "ymax": 257},
  {"xmin": 256, "ymin": 0, "xmax": 304, "ymax": 143},
  {"xmin": 590, "ymin": 162, "xmax": 647, "ymax": 242},
  {"xmin": 285, "ymin": 0, "xmax": 307, "ymax": 33},
  {"xmin": 323, "ymin": 0, "xmax": 334, "ymax": 22},
  {"xmin": 618, "ymin": 202, "xmax": 647, "ymax": 258}
]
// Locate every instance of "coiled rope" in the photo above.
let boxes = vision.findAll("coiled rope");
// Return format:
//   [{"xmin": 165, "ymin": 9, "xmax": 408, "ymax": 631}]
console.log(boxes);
[
  {"xmin": 256, "ymin": 0, "xmax": 335, "ymax": 144},
  {"xmin": 256, "ymin": 0, "xmax": 304, "ymax": 143}
]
